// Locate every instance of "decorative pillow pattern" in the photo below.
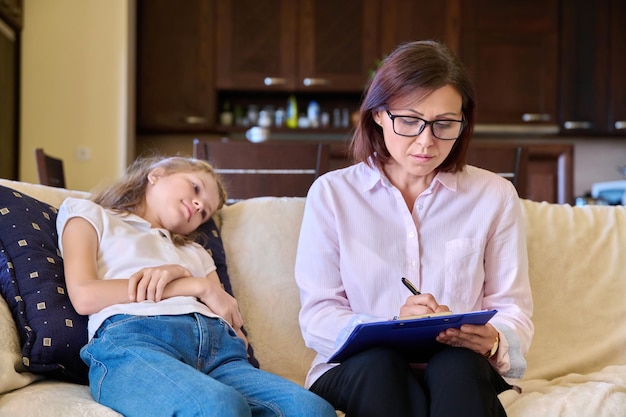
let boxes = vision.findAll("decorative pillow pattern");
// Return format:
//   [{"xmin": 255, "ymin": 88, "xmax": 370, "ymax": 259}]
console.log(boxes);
[
  {"xmin": 196, "ymin": 218, "xmax": 260, "ymax": 368},
  {"xmin": 0, "ymin": 185, "xmax": 88, "ymax": 383}
]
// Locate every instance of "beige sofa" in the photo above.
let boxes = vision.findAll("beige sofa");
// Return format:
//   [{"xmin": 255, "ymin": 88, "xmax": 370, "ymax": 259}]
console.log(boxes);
[{"xmin": 1, "ymin": 178, "xmax": 625, "ymax": 417}]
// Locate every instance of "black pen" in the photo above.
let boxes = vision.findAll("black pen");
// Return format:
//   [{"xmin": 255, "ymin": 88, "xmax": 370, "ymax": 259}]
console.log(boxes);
[{"xmin": 401, "ymin": 277, "xmax": 421, "ymax": 295}]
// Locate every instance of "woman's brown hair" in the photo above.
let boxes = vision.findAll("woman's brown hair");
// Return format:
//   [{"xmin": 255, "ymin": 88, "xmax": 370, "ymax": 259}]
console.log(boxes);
[{"xmin": 350, "ymin": 40, "xmax": 476, "ymax": 173}]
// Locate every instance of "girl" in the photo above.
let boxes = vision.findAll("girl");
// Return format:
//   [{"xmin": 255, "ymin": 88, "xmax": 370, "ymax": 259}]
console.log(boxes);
[{"xmin": 58, "ymin": 156, "xmax": 335, "ymax": 417}]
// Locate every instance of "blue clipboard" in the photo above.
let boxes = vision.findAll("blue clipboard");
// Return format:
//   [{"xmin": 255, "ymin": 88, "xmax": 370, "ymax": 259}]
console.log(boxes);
[{"xmin": 328, "ymin": 309, "xmax": 498, "ymax": 363}]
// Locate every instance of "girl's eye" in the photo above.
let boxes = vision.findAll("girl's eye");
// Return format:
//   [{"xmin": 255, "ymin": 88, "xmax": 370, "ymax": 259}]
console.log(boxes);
[{"xmin": 192, "ymin": 183, "xmax": 199, "ymax": 193}]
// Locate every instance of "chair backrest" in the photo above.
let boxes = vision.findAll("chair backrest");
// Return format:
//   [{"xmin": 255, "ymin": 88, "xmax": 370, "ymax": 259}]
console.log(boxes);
[
  {"xmin": 193, "ymin": 139, "xmax": 330, "ymax": 203},
  {"xmin": 35, "ymin": 148, "xmax": 66, "ymax": 188},
  {"xmin": 466, "ymin": 144, "xmax": 528, "ymax": 198}
]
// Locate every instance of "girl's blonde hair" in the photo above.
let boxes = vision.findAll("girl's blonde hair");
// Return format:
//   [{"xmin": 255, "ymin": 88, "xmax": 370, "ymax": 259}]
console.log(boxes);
[{"xmin": 92, "ymin": 155, "xmax": 227, "ymax": 245}]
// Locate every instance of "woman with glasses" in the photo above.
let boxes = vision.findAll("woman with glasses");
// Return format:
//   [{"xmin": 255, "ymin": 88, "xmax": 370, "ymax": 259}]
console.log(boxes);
[{"xmin": 295, "ymin": 40, "xmax": 533, "ymax": 417}]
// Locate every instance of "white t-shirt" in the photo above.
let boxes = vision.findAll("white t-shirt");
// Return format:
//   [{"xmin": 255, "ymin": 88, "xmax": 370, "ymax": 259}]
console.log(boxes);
[{"xmin": 57, "ymin": 197, "xmax": 219, "ymax": 339}]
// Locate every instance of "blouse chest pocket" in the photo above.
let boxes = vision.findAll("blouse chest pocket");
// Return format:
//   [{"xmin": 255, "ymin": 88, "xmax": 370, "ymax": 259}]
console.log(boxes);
[{"xmin": 443, "ymin": 238, "xmax": 485, "ymax": 307}]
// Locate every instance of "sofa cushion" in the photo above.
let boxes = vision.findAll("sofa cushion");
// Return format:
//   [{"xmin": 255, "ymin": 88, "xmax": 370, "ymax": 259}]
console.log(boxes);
[
  {"xmin": 0, "ymin": 185, "xmax": 88, "ymax": 383},
  {"xmin": 0, "ymin": 294, "xmax": 42, "ymax": 395},
  {"xmin": 195, "ymin": 218, "xmax": 259, "ymax": 368},
  {"xmin": 520, "ymin": 200, "xmax": 626, "ymax": 381},
  {"xmin": 219, "ymin": 197, "xmax": 314, "ymax": 385}
]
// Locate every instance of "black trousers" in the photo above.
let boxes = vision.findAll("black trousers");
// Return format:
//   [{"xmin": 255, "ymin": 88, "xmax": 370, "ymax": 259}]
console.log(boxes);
[{"xmin": 310, "ymin": 347, "xmax": 512, "ymax": 417}]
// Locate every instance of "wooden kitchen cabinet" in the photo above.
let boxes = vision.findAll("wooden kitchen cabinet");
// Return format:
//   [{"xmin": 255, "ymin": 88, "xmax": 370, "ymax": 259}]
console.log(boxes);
[
  {"xmin": 608, "ymin": 0, "xmax": 626, "ymax": 135},
  {"xmin": 459, "ymin": 0, "xmax": 559, "ymax": 126},
  {"xmin": 559, "ymin": 0, "xmax": 626, "ymax": 136},
  {"xmin": 526, "ymin": 144, "xmax": 574, "ymax": 204},
  {"xmin": 136, "ymin": 0, "xmax": 215, "ymax": 132},
  {"xmin": 559, "ymin": 0, "xmax": 610, "ymax": 136},
  {"xmin": 379, "ymin": 0, "xmax": 460, "ymax": 56},
  {"xmin": 215, "ymin": 0, "xmax": 380, "ymax": 92}
]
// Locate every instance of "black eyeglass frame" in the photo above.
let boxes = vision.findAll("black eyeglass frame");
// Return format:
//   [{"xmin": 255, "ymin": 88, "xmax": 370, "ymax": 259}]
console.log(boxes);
[{"xmin": 385, "ymin": 110, "xmax": 467, "ymax": 141}]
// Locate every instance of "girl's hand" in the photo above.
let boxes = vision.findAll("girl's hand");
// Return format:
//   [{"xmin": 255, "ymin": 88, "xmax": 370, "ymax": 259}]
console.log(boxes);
[
  {"xmin": 236, "ymin": 328, "xmax": 249, "ymax": 348},
  {"xmin": 436, "ymin": 323, "xmax": 499, "ymax": 357},
  {"xmin": 398, "ymin": 293, "xmax": 450, "ymax": 319},
  {"xmin": 128, "ymin": 264, "xmax": 192, "ymax": 302},
  {"xmin": 198, "ymin": 280, "xmax": 245, "ymax": 334}
]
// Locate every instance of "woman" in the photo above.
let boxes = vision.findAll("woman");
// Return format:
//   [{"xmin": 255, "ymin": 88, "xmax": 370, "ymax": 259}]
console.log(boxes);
[
  {"xmin": 58, "ymin": 156, "xmax": 335, "ymax": 417},
  {"xmin": 295, "ymin": 40, "xmax": 533, "ymax": 417}
]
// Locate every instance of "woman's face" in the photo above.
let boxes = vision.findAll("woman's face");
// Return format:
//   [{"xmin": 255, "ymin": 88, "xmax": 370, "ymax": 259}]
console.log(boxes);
[{"xmin": 373, "ymin": 84, "xmax": 463, "ymax": 183}]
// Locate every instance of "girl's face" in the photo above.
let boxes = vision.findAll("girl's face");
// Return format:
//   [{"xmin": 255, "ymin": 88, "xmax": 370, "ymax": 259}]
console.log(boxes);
[
  {"xmin": 143, "ymin": 170, "xmax": 220, "ymax": 235},
  {"xmin": 373, "ymin": 84, "xmax": 463, "ymax": 184}
]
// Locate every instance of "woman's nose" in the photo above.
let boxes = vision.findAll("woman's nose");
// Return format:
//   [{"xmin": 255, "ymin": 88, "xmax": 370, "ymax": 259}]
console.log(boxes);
[{"xmin": 414, "ymin": 128, "xmax": 435, "ymax": 147}]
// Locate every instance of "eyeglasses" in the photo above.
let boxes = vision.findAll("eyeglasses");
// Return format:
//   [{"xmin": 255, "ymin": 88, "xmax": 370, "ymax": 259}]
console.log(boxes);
[{"xmin": 385, "ymin": 110, "xmax": 466, "ymax": 140}]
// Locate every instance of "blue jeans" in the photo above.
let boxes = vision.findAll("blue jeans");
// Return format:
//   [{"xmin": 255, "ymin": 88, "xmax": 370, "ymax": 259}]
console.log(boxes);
[{"xmin": 81, "ymin": 314, "xmax": 335, "ymax": 417}]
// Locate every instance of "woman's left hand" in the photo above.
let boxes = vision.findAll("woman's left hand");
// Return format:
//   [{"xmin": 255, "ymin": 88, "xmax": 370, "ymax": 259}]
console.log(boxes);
[{"xmin": 436, "ymin": 323, "xmax": 499, "ymax": 357}]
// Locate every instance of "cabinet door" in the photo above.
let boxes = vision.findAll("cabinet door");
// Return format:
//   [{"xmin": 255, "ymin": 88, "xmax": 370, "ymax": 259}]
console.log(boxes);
[
  {"xmin": 460, "ymin": 0, "xmax": 559, "ymax": 126},
  {"xmin": 526, "ymin": 144, "xmax": 574, "ymax": 205},
  {"xmin": 559, "ymin": 0, "xmax": 611, "ymax": 135},
  {"xmin": 0, "ymin": 10, "xmax": 18, "ymax": 180},
  {"xmin": 215, "ymin": 0, "xmax": 298, "ymax": 90},
  {"xmin": 609, "ymin": 0, "xmax": 626, "ymax": 135},
  {"xmin": 380, "ymin": 0, "xmax": 460, "ymax": 56},
  {"xmin": 136, "ymin": 0, "xmax": 214, "ymax": 132},
  {"xmin": 297, "ymin": 0, "xmax": 380, "ymax": 92}
]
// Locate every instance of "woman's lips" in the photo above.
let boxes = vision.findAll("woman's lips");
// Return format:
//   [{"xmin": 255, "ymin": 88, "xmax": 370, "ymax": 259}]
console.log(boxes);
[{"xmin": 411, "ymin": 154, "xmax": 433, "ymax": 162}]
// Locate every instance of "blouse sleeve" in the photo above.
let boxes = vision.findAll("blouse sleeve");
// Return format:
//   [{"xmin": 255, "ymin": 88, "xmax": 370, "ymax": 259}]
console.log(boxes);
[{"xmin": 295, "ymin": 179, "xmax": 380, "ymax": 358}]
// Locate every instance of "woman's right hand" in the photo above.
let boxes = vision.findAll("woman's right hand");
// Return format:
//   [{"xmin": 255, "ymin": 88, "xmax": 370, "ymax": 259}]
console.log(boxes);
[{"xmin": 398, "ymin": 293, "xmax": 450, "ymax": 319}]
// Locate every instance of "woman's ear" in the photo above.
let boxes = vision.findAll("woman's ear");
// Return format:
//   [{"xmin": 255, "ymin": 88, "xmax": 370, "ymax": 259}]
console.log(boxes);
[{"xmin": 372, "ymin": 110, "xmax": 383, "ymax": 126}]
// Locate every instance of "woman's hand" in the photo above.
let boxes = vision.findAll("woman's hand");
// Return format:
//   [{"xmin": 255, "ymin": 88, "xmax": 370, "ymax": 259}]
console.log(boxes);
[
  {"xmin": 398, "ymin": 293, "xmax": 450, "ymax": 318},
  {"xmin": 436, "ymin": 323, "xmax": 499, "ymax": 357},
  {"xmin": 128, "ymin": 264, "xmax": 192, "ymax": 302}
]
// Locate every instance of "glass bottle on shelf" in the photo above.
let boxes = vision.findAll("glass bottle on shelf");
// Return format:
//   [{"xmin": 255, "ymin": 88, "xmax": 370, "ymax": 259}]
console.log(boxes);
[{"xmin": 286, "ymin": 95, "xmax": 298, "ymax": 128}]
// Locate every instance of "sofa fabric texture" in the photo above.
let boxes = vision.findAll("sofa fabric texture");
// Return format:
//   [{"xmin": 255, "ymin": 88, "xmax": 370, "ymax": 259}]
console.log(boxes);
[{"xmin": 0, "ymin": 178, "xmax": 625, "ymax": 417}]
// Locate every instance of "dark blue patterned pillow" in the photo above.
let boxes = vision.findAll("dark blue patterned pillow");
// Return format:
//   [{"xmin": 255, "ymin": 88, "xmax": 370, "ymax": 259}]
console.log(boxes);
[
  {"xmin": 196, "ymin": 218, "xmax": 259, "ymax": 368},
  {"xmin": 0, "ymin": 185, "xmax": 88, "ymax": 383}
]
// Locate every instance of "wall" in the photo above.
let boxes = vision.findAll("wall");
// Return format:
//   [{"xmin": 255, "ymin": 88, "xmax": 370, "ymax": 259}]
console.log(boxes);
[
  {"xmin": 572, "ymin": 139, "xmax": 626, "ymax": 197},
  {"xmin": 20, "ymin": 0, "xmax": 134, "ymax": 192}
]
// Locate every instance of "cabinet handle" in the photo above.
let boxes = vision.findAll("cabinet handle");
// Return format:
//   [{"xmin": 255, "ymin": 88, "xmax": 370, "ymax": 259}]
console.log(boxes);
[
  {"xmin": 264, "ymin": 77, "xmax": 287, "ymax": 86},
  {"xmin": 521, "ymin": 113, "xmax": 551, "ymax": 122},
  {"xmin": 615, "ymin": 121, "xmax": 626, "ymax": 130},
  {"xmin": 563, "ymin": 121, "xmax": 593, "ymax": 130},
  {"xmin": 302, "ymin": 78, "xmax": 330, "ymax": 87},
  {"xmin": 184, "ymin": 116, "xmax": 208, "ymax": 124}
]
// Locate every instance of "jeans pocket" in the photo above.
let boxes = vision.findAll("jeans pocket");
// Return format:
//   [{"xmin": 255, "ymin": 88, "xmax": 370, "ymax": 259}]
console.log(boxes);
[{"xmin": 81, "ymin": 346, "xmax": 108, "ymax": 402}]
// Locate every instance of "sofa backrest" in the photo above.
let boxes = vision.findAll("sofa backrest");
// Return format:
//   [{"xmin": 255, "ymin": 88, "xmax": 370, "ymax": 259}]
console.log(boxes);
[
  {"xmin": 2, "ymin": 177, "xmax": 625, "ymax": 386},
  {"xmin": 520, "ymin": 199, "xmax": 626, "ymax": 381},
  {"xmin": 219, "ymin": 197, "xmax": 313, "ymax": 385},
  {"xmin": 220, "ymin": 196, "xmax": 626, "ymax": 384},
  {"xmin": 0, "ymin": 179, "xmax": 90, "ymax": 207}
]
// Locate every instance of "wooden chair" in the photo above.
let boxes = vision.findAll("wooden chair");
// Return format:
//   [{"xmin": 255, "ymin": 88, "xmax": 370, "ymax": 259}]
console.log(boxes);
[
  {"xmin": 193, "ymin": 139, "xmax": 330, "ymax": 203},
  {"xmin": 35, "ymin": 148, "xmax": 66, "ymax": 188},
  {"xmin": 466, "ymin": 144, "xmax": 529, "ymax": 198}
]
